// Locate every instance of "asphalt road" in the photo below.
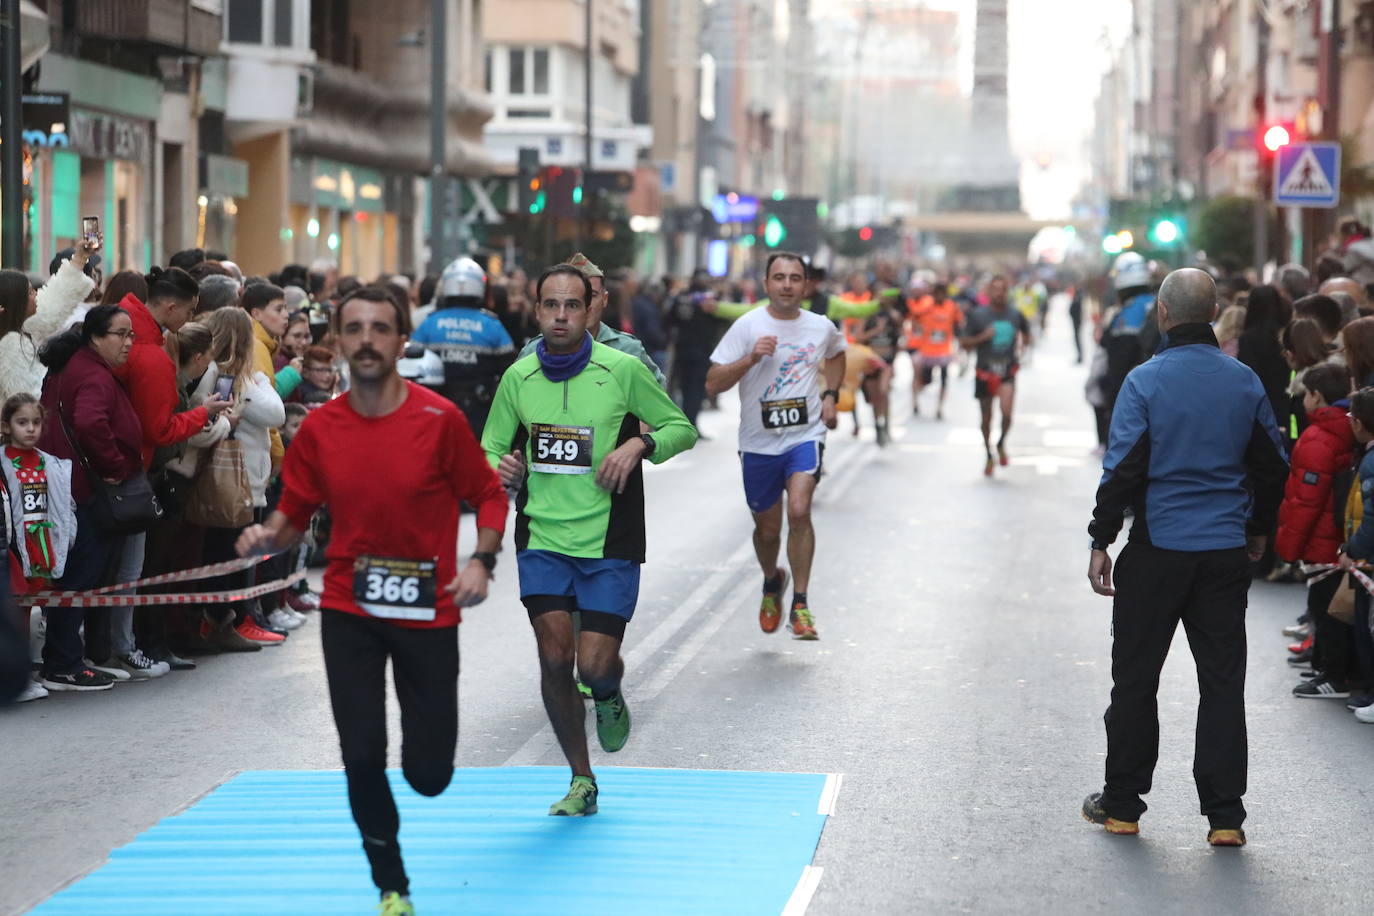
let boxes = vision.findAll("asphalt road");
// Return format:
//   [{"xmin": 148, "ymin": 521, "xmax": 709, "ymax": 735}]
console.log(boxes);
[{"xmin": 4, "ymin": 297, "xmax": 1373, "ymax": 915}]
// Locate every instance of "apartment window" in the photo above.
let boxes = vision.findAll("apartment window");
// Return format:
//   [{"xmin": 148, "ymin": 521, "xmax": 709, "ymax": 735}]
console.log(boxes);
[
  {"xmin": 274, "ymin": 0, "xmax": 293, "ymax": 47},
  {"xmin": 508, "ymin": 109, "xmax": 552, "ymax": 119},
  {"xmin": 508, "ymin": 48, "xmax": 525, "ymax": 94},
  {"xmin": 532, "ymin": 49, "xmax": 549, "ymax": 94},
  {"xmin": 227, "ymin": 0, "xmax": 263, "ymax": 43},
  {"xmin": 484, "ymin": 50, "xmax": 493, "ymax": 93},
  {"xmin": 505, "ymin": 46, "xmax": 551, "ymax": 97}
]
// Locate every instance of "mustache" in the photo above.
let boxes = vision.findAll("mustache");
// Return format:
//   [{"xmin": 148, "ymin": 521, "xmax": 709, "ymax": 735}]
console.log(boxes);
[{"xmin": 352, "ymin": 348, "xmax": 384, "ymax": 362}]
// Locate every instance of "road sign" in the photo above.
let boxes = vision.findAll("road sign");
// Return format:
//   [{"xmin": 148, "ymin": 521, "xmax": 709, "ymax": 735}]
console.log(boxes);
[{"xmin": 1274, "ymin": 141, "xmax": 1341, "ymax": 208}]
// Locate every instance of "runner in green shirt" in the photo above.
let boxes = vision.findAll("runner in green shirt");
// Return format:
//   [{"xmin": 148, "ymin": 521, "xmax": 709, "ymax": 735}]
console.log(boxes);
[{"xmin": 483, "ymin": 264, "xmax": 697, "ymax": 817}]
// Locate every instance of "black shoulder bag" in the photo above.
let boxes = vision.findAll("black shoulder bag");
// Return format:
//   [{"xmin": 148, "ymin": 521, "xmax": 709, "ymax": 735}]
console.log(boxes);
[{"xmin": 57, "ymin": 395, "xmax": 163, "ymax": 535}]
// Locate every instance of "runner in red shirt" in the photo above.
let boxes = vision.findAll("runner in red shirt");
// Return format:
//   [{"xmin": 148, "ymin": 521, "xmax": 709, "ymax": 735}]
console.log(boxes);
[{"xmin": 236, "ymin": 286, "xmax": 507, "ymax": 916}]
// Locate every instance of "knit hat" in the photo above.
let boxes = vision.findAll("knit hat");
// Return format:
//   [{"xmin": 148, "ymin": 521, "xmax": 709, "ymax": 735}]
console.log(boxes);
[{"xmin": 563, "ymin": 252, "xmax": 604, "ymax": 279}]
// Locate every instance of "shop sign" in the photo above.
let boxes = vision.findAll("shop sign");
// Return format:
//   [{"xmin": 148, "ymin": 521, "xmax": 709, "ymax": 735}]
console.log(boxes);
[
  {"xmin": 21, "ymin": 93, "xmax": 70, "ymax": 148},
  {"xmin": 68, "ymin": 109, "xmax": 150, "ymax": 162}
]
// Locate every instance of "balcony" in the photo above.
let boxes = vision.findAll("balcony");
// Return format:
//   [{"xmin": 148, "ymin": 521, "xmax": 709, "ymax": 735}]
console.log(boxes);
[{"xmin": 77, "ymin": 0, "xmax": 221, "ymax": 57}]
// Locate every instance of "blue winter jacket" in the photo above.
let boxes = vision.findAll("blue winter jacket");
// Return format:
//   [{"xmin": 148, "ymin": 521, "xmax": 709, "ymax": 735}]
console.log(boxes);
[{"xmin": 1089, "ymin": 323, "xmax": 1289, "ymax": 551}]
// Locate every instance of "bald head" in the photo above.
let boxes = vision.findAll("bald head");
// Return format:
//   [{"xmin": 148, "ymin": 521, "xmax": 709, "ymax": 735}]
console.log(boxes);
[
  {"xmin": 1157, "ymin": 268, "xmax": 1218, "ymax": 329},
  {"xmin": 1319, "ymin": 276, "xmax": 1368, "ymax": 309}
]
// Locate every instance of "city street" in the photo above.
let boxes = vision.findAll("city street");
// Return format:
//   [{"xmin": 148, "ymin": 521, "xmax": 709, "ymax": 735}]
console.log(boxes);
[{"xmin": 4, "ymin": 303, "xmax": 1373, "ymax": 916}]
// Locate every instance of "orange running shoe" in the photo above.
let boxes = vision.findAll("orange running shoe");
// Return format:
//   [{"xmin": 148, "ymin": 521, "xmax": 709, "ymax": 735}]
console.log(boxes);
[{"xmin": 759, "ymin": 569, "xmax": 789, "ymax": 633}]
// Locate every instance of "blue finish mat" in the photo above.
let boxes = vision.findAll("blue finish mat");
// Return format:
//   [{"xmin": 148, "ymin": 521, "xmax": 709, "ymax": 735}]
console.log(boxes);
[{"xmin": 30, "ymin": 766, "xmax": 835, "ymax": 915}]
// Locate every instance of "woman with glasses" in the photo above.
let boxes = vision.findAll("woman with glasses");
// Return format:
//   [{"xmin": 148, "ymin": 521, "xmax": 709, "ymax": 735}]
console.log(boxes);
[{"xmin": 32, "ymin": 305, "xmax": 145, "ymax": 690}]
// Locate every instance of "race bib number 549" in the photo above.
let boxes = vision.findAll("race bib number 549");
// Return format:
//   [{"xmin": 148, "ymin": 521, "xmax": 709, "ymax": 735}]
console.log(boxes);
[
  {"xmin": 531, "ymin": 423, "xmax": 594, "ymax": 474},
  {"xmin": 353, "ymin": 556, "xmax": 438, "ymax": 621}
]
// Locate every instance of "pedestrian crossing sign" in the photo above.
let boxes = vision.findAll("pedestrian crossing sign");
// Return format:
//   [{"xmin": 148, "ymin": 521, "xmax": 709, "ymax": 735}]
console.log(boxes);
[{"xmin": 1274, "ymin": 142, "xmax": 1341, "ymax": 208}]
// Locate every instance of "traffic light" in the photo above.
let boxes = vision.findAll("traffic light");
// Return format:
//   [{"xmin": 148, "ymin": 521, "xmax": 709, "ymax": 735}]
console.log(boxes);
[
  {"xmin": 763, "ymin": 215, "xmax": 786, "ymax": 247},
  {"xmin": 760, "ymin": 197, "xmax": 821, "ymax": 254},
  {"xmin": 1256, "ymin": 121, "xmax": 1295, "ymax": 171},
  {"xmin": 517, "ymin": 147, "xmax": 541, "ymax": 214},
  {"xmin": 858, "ymin": 226, "xmax": 873, "ymax": 242},
  {"xmin": 1262, "ymin": 124, "xmax": 1292, "ymax": 153},
  {"xmin": 1150, "ymin": 218, "xmax": 1182, "ymax": 245}
]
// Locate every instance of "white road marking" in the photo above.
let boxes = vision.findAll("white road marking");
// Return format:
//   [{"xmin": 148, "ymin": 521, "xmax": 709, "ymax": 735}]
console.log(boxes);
[
  {"xmin": 782, "ymin": 866, "xmax": 825, "ymax": 916},
  {"xmin": 817, "ymin": 772, "xmax": 844, "ymax": 816}
]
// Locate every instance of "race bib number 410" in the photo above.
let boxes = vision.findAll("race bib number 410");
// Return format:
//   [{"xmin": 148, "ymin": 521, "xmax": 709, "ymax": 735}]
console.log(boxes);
[
  {"xmin": 530, "ymin": 423, "xmax": 594, "ymax": 474},
  {"xmin": 353, "ymin": 556, "xmax": 438, "ymax": 621},
  {"xmin": 761, "ymin": 397, "xmax": 808, "ymax": 430}
]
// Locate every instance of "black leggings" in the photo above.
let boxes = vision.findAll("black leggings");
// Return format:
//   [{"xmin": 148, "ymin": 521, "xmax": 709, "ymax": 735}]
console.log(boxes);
[{"xmin": 321, "ymin": 610, "xmax": 459, "ymax": 896}]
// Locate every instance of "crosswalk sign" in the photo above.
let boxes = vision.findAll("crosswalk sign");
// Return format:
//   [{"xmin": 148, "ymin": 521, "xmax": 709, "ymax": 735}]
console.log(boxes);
[{"xmin": 1274, "ymin": 142, "xmax": 1341, "ymax": 208}]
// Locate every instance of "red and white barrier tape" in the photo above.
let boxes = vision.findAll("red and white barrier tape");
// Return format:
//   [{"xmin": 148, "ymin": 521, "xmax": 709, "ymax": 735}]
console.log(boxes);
[
  {"xmin": 17, "ymin": 570, "xmax": 307, "ymax": 608},
  {"xmin": 15, "ymin": 553, "xmax": 302, "ymax": 608},
  {"xmin": 1299, "ymin": 562, "xmax": 1374, "ymax": 594}
]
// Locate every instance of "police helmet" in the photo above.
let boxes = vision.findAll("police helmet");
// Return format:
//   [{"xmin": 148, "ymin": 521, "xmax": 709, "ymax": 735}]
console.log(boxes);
[
  {"xmin": 437, "ymin": 257, "xmax": 487, "ymax": 301},
  {"xmin": 1111, "ymin": 252, "xmax": 1151, "ymax": 291}
]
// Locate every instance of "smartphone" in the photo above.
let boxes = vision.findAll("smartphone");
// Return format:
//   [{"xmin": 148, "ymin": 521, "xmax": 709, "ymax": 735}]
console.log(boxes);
[
  {"xmin": 82, "ymin": 216, "xmax": 101, "ymax": 250},
  {"xmin": 215, "ymin": 376, "xmax": 234, "ymax": 401}
]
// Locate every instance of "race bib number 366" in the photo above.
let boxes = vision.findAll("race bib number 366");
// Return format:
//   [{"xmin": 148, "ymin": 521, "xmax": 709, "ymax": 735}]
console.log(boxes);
[
  {"xmin": 761, "ymin": 397, "xmax": 808, "ymax": 430},
  {"xmin": 353, "ymin": 556, "xmax": 438, "ymax": 621},
  {"xmin": 531, "ymin": 423, "xmax": 594, "ymax": 474}
]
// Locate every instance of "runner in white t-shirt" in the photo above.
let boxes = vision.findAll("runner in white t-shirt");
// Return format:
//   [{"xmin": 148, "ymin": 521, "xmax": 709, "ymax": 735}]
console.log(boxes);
[{"xmin": 706, "ymin": 252, "xmax": 847, "ymax": 640}]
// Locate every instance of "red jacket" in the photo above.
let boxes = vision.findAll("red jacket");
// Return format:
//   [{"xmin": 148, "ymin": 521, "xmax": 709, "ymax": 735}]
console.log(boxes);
[
  {"xmin": 113, "ymin": 293, "xmax": 209, "ymax": 469},
  {"xmin": 38, "ymin": 346, "xmax": 144, "ymax": 505},
  {"xmin": 1276, "ymin": 404, "xmax": 1354, "ymax": 564}
]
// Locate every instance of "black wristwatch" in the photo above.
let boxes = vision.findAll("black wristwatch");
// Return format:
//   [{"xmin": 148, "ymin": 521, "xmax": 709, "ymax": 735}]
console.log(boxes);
[
  {"xmin": 821, "ymin": 389, "xmax": 840, "ymax": 402},
  {"xmin": 1090, "ymin": 539, "xmax": 1110, "ymax": 551},
  {"xmin": 471, "ymin": 551, "xmax": 497, "ymax": 574},
  {"xmin": 640, "ymin": 433, "xmax": 657, "ymax": 458}
]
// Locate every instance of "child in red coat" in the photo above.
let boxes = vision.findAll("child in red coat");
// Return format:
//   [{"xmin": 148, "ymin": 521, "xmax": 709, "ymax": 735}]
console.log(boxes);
[{"xmin": 1276, "ymin": 363, "xmax": 1358, "ymax": 698}]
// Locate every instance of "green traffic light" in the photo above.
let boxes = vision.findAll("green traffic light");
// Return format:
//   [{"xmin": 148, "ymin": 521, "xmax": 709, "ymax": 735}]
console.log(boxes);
[
  {"xmin": 530, "ymin": 190, "xmax": 546, "ymax": 214},
  {"xmin": 572, "ymin": 186, "xmax": 583, "ymax": 205},
  {"xmin": 763, "ymin": 215, "xmax": 786, "ymax": 247},
  {"xmin": 1151, "ymin": 219, "xmax": 1180, "ymax": 245}
]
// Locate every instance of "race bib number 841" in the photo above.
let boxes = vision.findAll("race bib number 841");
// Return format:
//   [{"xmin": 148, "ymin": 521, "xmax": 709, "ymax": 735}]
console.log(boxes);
[{"xmin": 353, "ymin": 556, "xmax": 438, "ymax": 621}]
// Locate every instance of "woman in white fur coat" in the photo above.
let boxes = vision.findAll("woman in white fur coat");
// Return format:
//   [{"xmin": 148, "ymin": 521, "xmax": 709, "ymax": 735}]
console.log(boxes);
[{"xmin": 0, "ymin": 240, "xmax": 99, "ymax": 405}]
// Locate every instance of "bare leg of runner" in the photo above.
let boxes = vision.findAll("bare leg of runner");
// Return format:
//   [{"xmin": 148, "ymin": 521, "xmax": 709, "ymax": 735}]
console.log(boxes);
[
  {"xmin": 531, "ymin": 611, "xmax": 592, "ymax": 777},
  {"xmin": 751, "ymin": 501, "xmax": 784, "ymax": 581},
  {"xmin": 785, "ymin": 473, "xmax": 818, "ymax": 593},
  {"xmin": 576, "ymin": 631, "xmax": 625, "ymax": 700}
]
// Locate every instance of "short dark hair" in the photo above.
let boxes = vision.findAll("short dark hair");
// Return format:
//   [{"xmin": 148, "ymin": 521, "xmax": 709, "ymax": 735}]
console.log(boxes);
[
  {"xmin": 241, "ymin": 283, "xmax": 286, "ymax": 316},
  {"xmin": 1302, "ymin": 363, "xmax": 1349, "ymax": 405},
  {"xmin": 283, "ymin": 402, "xmax": 309, "ymax": 422},
  {"xmin": 331, "ymin": 284, "xmax": 412, "ymax": 337},
  {"xmin": 1350, "ymin": 387, "xmax": 1374, "ymax": 430},
  {"xmin": 765, "ymin": 251, "xmax": 808, "ymax": 277},
  {"xmin": 535, "ymin": 264, "xmax": 593, "ymax": 306},
  {"xmin": 168, "ymin": 248, "xmax": 206, "ymax": 272},
  {"xmin": 1293, "ymin": 294, "xmax": 1343, "ymax": 337}
]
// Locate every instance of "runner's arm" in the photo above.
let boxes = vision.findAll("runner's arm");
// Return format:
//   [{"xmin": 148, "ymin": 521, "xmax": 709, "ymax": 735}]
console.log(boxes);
[
  {"xmin": 235, "ymin": 510, "xmax": 304, "ymax": 558},
  {"xmin": 705, "ymin": 320, "xmax": 759, "ymax": 396},
  {"xmin": 712, "ymin": 300, "xmax": 757, "ymax": 321},
  {"xmin": 445, "ymin": 408, "xmax": 509, "ymax": 535},
  {"xmin": 481, "ymin": 366, "xmax": 523, "ymax": 469},
  {"xmin": 827, "ymin": 296, "xmax": 882, "ymax": 320}
]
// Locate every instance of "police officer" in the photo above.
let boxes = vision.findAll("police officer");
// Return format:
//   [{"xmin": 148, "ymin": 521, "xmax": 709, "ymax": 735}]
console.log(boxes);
[
  {"xmin": 1083, "ymin": 268, "xmax": 1289, "ymax": 848},
  {"xmin": 410, "ymin": 257, "xmax": 516, "ymax": 437}
]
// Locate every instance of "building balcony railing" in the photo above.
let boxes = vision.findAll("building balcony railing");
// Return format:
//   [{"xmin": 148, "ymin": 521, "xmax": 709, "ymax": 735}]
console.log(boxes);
[{"xmin": 77, "ymin": 0, "xmax": 222, "ymax": 57}]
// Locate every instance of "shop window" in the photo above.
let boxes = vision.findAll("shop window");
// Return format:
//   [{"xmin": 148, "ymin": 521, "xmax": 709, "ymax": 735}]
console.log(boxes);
[
  {"xmin": 227, "ymin": 0, "xmax": 263, "ymax": 43},
  {"xmin": 50, "ymin": 150, "xmax": 80, "ymax": 240}
]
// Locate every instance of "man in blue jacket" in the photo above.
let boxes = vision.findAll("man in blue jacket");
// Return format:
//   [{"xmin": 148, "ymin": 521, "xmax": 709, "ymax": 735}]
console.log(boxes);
[{"xmin": 1083, "ymin": 268, "xmax": 1288, "ymax": 848}]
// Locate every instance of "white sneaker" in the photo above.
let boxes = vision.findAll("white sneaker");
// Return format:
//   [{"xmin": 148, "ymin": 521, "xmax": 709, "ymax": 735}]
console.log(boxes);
[
  {"xmin": 284, "ymin": 607, "xmax": 308, "ymax": 625},
  {"xmin": 267, "ymin": 609, "xmax": 306, "ymax": 631},
  {"xmin": 16, "ymin": 680, "xmax": 49, "ymax": 702},
  {"xmin": 86, "ymin": 657, "xmax": 131, "ymax": 681},
  {"xmin": 1356, "ymin": 704, "xmax": 1374, "ymax": 724}
]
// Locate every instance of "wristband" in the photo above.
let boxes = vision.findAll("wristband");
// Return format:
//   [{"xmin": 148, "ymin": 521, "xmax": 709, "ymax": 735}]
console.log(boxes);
[
  {"xmin": 1090, "ymin": 539, "xmax": 1110, "ymax": 551},
  {"xmin": 472, "ymin": 551, "xmax": 497, "ymax": 574},
  {"xmin": 821, "ymin": 389, "xmax": 839, "ymax": 402}
]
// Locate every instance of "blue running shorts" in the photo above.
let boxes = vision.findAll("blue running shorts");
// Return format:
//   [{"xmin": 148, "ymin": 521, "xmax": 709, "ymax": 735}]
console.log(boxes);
[
  {"xmin": 739, "ymin": 440, "xmax": 825, "ymax": 513},
  {"xmin": 516, "ymin": 549, "xmax": 641, "ymax": 620}
]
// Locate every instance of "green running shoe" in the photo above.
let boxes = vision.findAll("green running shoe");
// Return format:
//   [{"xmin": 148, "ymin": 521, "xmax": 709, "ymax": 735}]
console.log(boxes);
[
  {"xmin": 789, "ymin": 605, "xmax": 819, "ymax": 640},
  {"xmin": 595, "ymin": 690, "xmax": 632, "ymax": 752},
  {"xmin": 549, "ymin": 775, "xmax": 599, "ymax": 816},
  {"xmin": 377, "ymin": 891, "xmax": 415, "ymax": 915}
]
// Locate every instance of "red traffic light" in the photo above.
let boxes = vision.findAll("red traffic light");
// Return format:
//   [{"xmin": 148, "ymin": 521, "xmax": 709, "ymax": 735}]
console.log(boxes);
[
  {"xmin": 859, "ymin": 226, "xmax": 873, "ymax": 242},
  {"xmin": 1262, "ymin": 124, "xmax": 1291, "ymax": 153}
]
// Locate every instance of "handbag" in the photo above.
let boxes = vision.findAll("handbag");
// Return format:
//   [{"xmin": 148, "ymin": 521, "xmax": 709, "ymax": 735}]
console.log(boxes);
[
  {"xmin": 57, "ymin": 398, "xmax": 163, "ymax": 535},
  {"xmin": 1328, "ymin": 575, "xmax": 1357, "ymax": 625},
  {"xmin": 183, "ymin": 437, "xmax": 253, "ymax": 529}
]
